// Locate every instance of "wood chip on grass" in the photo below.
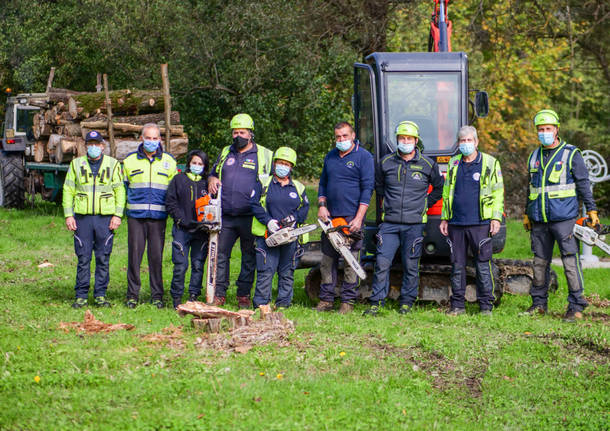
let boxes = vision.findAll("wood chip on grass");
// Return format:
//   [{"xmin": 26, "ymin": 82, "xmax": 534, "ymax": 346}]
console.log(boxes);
[{"xmin": 59, "ymin": 310, "xmax": 134, "ymax": 333}]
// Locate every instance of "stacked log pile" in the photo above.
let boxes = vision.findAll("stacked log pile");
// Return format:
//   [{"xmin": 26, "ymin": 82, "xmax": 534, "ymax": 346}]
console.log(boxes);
[{"xmin": 28, "ymin": 87, "xmax": 188, "ymax": 163}]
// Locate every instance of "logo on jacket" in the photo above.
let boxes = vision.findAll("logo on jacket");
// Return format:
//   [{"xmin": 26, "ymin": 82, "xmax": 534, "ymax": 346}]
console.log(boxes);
[
  {"xmin": 473, "ymin": 172, "xmax": 480, "ymax": 181},
  {"xmin": 289, "ymin": 192, "xmax": 298, "ymax": 199},
  {"xmin": 346, "ymin": 161, "xmax": 355, "ymax": 168},
  {"xmin": 163, "ymin": 161, "xmax": 170, "ymax": 170},
  {"xmin": 226, "ymin": 157, "xmax": 235, "ymax": 166},
  {"xmin": 411, "ymin": 172, "xmax": 423, "ymax": 181}
]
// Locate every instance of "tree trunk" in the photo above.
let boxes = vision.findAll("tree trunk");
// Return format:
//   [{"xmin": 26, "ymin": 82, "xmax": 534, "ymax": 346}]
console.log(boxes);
[
  {"xmin": 34, "ymin": 140, "xmax": 48, "ymax": 162},
  {"xmin": 80, "ymin": 120, "xmax": 183, "ymax": 135},
  {"xmin": 47, "ymin": 134, "xmax": 62, "ymax": 162},
  {"xmin": 60, "ymin": 122, "xmax": 82, "ymax": 137},
  {"xmin": 68, "ymin": 89, "xmax": 164, "ymax": 118}
]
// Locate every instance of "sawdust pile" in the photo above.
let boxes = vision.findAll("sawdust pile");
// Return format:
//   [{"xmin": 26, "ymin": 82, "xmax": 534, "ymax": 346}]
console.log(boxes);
[
  {"xmin": 194, "ymin": 313, "xmax": 295, "ymax": 354},
  {"xmin": 141, "ymin": 325, "xmax": 185, "ymax": 349},
  {"xmin": 59, "ymin": 310, "xmax": 135, "ymax": 333},
  {"xmin": 586, "ymin": 293, "xmax": 610, "ymax": 308}
]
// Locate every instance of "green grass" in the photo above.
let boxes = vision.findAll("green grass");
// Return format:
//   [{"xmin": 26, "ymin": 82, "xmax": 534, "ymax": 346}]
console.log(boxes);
[{"xmin": 0, "ymin": 195, "xmax": 608, "ymax": 430}]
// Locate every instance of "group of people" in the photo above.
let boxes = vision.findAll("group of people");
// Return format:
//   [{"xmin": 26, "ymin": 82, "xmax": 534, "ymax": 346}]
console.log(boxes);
[{"xmin": 63, "ymin": 109, "xmax": 600, "ymax": 322}]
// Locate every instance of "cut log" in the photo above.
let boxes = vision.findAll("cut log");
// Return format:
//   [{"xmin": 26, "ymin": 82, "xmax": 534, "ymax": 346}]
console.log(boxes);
[
  {"xmin": 47, "ymin": 134, "xmax": 62, "ymax": 162},
  {"xmin": 60, "ymin": 123, "xmax": 82, "ymax": 137},
  {"xmin": 79, "ymin": 120, "xmax": 183, "ymax": 135},
  {"xmin": 68, "ymin": 89, "xmax": 164, "ymax": 118},
  {"xmin": 112, "ymin": 137, "xmax": 188, "ymax": 161},
  {"xmin": 34, "ymin": 140, "xmax": 48, "ymax": 162},
  {"xmin": 79, "ymin": 111, "xmax": 180, "ymax": 126},
  {"xmin": 55, "ymin": 136, "xmax": 85, "ymax": 163}
]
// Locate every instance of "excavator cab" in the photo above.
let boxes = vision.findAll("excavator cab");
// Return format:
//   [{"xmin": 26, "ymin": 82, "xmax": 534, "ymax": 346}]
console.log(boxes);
[{"xmin": 353, "ymin": 52, "xmax": 502, "ymax": 260}]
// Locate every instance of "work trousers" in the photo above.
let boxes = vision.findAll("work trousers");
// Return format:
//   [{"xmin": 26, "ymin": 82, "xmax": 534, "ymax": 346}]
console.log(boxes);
[
  {"xmin": 127, "ymin": 217, "xmax": 166, "ymax": 301},
  {"xmin": 530, "ymin": 219, "xmax": 588, "ymax": 312},
  {"xmin": 215, "ymin": 214, "xmax": 256, "ymax": 299},
  {"xmin": 447, "ymin": 224, "xmax": 495, "ymax": 311},
  {"xmin": 369, "ymin": 222, "xmax": 424, "ymax": 307},
  {"xmin": 73, "ymin": 215, "xmax": 114, "ymax": 299},
  {"xmin": 253, "ymin": 237, "xmax": 299, "ymax": 308},
  {"xmin": 318, "ymin": 227, "xmax": 363, "ymax": 304},
  {"xmin": 170, "ymin": 225, "xmax": 208, "ymax": 301}
]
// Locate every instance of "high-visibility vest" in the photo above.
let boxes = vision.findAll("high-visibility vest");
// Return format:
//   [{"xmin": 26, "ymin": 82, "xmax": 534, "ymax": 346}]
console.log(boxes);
[
  {"xmin": 441, "ymin": 152, "xmax": 504, "ymax": 222},
  {"xmin": 526, "ymin": 141, "xmax": 579, "ymax": 223},
  {"xmin": 63, "ymin": 155, "xmax": 125, "ymax": 217},
  {"xmin": 215, "ymin": 143, "xmax": 273, "ymax": 183},
  {"xmin": 123, "ymin": 148, "xmax": 177, "ymax": 219},
  {"xmin": 251, "ymin": 176, "xmax": 309, "ymax": 244}
]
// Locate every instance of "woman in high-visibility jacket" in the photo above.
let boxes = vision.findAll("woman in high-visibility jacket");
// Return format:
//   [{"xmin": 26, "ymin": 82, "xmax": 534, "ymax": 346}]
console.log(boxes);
[
  {"xmin": 166, "ymin": 150, "xmax": 210, "ymax": 309},
  {"xmin": 250, "ymin": 147, "xmax": 309, "ymax": 309}
]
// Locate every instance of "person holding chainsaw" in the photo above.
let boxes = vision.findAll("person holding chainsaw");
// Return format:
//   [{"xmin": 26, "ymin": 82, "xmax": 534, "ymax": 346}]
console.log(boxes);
[
  {"xmin": 439, "ymin": 125, "xmax": 504, "ymax": 316},
  {"xmin": 522, "ymin": 109, "xmax": 599, "ymax": 322},
  {"xmin": 207, "ymin": 114, "xmax": 274, "ymax": 309},
  {"xmin": 63, "ymin": 130, "xmax": 125, "ymax": 308},
  {"xmin": 365, "ymin": 121, "xmax": 444, "ymax": 316},
  {"xmin": 316, "ymin": 121, "xmax": 375, "ymax": 314},
  {"xmin": 250, "ymin": 147, "xmax": 310, "ymax": 309},
  {"xmin": 166, "ymin": 150, "xmax": 210, "ymax": 309},
  {"xmin": 123, "ymin": 123, "xmax": 177, "ymax": 309}
]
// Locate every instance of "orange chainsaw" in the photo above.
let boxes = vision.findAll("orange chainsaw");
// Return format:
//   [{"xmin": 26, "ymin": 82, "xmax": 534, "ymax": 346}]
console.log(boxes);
[{"xmin": 574, "ymin": 217, "xmax": 610, "ymax": 255}]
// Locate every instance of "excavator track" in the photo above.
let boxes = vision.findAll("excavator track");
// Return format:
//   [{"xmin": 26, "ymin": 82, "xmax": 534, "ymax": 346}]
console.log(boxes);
[{"xmin": 303, "ymin": 258, "xmax": 558, "ymax": 305}]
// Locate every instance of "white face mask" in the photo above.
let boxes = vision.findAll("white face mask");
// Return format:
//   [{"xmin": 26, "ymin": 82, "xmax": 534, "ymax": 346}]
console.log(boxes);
[
  {"xmin": 397, "ymin": 142, "xmax": 415, "ymax": 154},
  {"xmin": 336, "ymin": 140, "xmax": 352, "ymax": 152},
  {"xmin": 538, "ymin": 132, "xmax": 555, "ymax": 146}
]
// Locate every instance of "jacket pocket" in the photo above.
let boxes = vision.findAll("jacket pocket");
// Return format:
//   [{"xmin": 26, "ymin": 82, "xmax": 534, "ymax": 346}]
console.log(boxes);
[
  {"xmin": 99, "ymin": 193, "xmax": 114, "ymax": 214},
  {"xmin": 74, "ymin": 193, "xmax": 89, "ymax": 214}
]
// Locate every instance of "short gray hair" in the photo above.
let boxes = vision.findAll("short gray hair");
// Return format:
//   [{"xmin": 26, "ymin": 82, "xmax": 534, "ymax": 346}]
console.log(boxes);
[
  {"xmin": 141, "ymin": 123, "xmax": 161, "ymax": 137},
  {"xmin": 457, "ymin": 125, "xmax": 478, "ymax": 142}
]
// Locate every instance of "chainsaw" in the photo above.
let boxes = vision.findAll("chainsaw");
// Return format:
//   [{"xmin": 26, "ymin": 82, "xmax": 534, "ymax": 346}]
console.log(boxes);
[
  {"xmin": 265, "ymin": 224, "xmax": 318, "ymax": 247},
  {"xmin": 318, "ymin": 218, "xmax": 367, "ymax": 280},
  {"xmin": 195, "ymin": 187, "xmax": 222, "ymax": 303},
  {"xmin": 573, "ymin": 217, "xmax": 610, "ymax": 255}
]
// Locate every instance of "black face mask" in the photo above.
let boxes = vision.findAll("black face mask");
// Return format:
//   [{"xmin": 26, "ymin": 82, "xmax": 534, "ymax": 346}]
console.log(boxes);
[{"xmin": 233, "ymin": 136, "xmax": 249, "ymax": 150}]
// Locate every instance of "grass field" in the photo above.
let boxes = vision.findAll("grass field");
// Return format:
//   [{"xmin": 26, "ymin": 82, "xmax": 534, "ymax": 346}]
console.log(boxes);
[{"xmin": 0, "ymin": 192, "xmax": 608, "ymax": 430}]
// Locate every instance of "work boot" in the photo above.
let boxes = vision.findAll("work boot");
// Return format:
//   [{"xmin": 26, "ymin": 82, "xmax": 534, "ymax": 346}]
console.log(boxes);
[
  {"xmin": 480, "ymin": 309, "xmax": 492, "ymax": 316},
  {"xmin": 211, "ymin": 296, "xmax": 226, "ymax": 306},
  {"xmin": 94, "ymin": 296, "xmax": 111, "ymax": 308},
  {"xmin": 562, "ymin": 308, "xmax": 583, "ymax": 323},
  {"xmin": 172, "ymin": 297, "xmax": 181, "ymax": 309},
  {"xmin": 338, "ymin": 303, "xmax": 354, "ymax": 314},
  {"xmin": 125, "ymin": 299, "xmax": 138, "ymax": 309},
  {"xmin": 446, "ymin": 307, "xmax": 465, "ymax": 316},
  {"xmin": 188, "ymin": 294, "xmax": 199, "ymax": 302},
  {"xmin": 151, "ymin": 299, "xmax": 164, "ymax": 309},
  {"xmin": 520, "ymin": 305, "xmax": 546, "ymax": 316},
  {"xmin": 363, "ymin": 304, "xmax": 380, "ymax": 317},
  {"xmin": 72, "ymin": 298, "xmax": 88, "ymax": 309},
  {"xmin": 237, "ymin": 296, "xmax": 252, "ymax": 310},
  {"xmin": 315, "ymin": 300, "xmax": 334, "ymax": 312},
  {"xmin": 398, "ymin": 304, "xmax": 412, "ymax": 315}
]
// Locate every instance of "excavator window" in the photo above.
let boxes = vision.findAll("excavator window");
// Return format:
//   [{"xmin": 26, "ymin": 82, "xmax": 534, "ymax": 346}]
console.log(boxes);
[
  {"xmin": 385, "ymin": 72, "xmax": 460, "ymax": 153},
  {"xmin": 15, "ymin": 106, "xmax": 38, "ymax": 141}
]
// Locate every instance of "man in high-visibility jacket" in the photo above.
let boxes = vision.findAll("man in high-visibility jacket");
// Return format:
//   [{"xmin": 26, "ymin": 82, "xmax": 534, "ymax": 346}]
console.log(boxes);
[
  {"xmin": 63, "ymin": 130, "xmax": 125, "ymax": 308},
  {"xmin": 207, "ymin": 113, "xmax": 273, "ymax": 309},
  {"xmin": 250, "ymin": 147, "xmax": 310, "ymax": 309},
  {"xmin": 123, "ymin": 123, "xmax": 177, "ymax": 309},
  {"xmin": 522, "ymin": 109, "xmax": 599, "ymax": 322},
  {"xmin": 440, "ymin": 125, "xmax": 504, "ymax": 316}
]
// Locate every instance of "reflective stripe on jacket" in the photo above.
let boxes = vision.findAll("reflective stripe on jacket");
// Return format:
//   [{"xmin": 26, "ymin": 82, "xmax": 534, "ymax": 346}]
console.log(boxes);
[
  {"xmin": 63, "ymin": 155, "xmax": 125, "ymax": 217},
  {"xmin": 251, "ymin": 176, "xmax": 310, "ymax": 243},
  {"xmin": 123, "ymin": 144, "xmax": 177, "ymax": 219},
  {"xmin": 526, "ymin": 142, "xmax": 579, "ymax": 223},
  {"xmin": 215, "ymin": 143, "xmax": 273, "ymax": 183},
  {"xmin": 441, "ymin": 152, "xmax": 504, "ymax": 222}
]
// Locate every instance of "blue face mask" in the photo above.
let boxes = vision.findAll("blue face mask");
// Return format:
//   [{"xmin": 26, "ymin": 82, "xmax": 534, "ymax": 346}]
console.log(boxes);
[
  {"xmin": 87, "ymin": 145, "xmax": 103, "ymax": 159},
  {"xmin": 275, "ymin": 164, "xmax": 291, "ymax": 178},
  {"xmin": 397, "ymin": 142, "xmax": 415, "ymax": 154},
  {"xmin": 336, "ymin": 140, "xmax": 352, "ymax": 152},
  {"xmin": 143, "ymin": 139, "xmax": 160, "ymax": 153},
  {"xmin": 459, "ymin": 142, "xmax": 476, "ymax": 156},
  {"xmin": 538, "ymin": 132, "xmax": 555, "ymax": 147},
  {"xmin": 190, "ymin": 164, "xmax": 203, "ymax": 175}
]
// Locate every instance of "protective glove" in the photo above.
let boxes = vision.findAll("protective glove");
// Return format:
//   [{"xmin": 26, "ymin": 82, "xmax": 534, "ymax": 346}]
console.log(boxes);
[
  {"xmin": 267, "ymin": 219, "xmax": 280, "ymax": 233},
  {"xmin": 586, "ymin": 210, "xmax": 600, "ymax": 228},
  {"xmin": 280, "ymin": 215, "xmax": 296, "ymax": 228},
  {"xmin": 523, "ymin": 214, "xmax": 532, "ymax": 232}
]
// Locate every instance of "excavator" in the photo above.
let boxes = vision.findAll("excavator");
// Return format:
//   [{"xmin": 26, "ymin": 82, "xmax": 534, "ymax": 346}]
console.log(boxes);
[{"xmin": 299, "ymin": 0, "xmax": 558, "ymax": 305}]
